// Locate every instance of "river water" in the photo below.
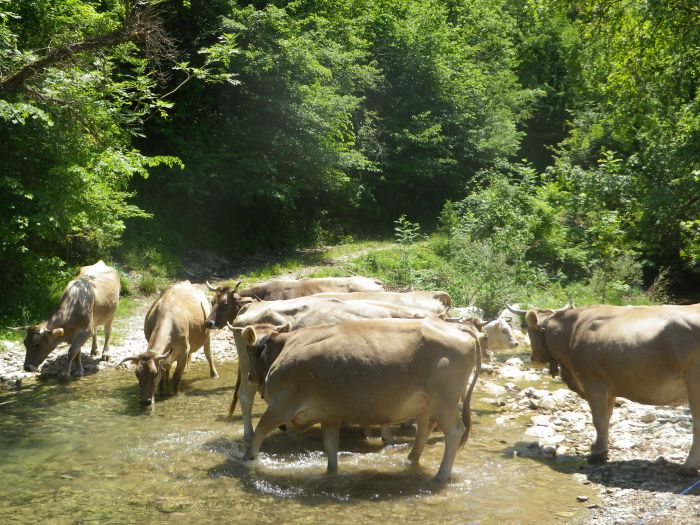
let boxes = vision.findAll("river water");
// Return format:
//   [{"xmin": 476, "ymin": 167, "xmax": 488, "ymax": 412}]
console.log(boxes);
[{"xmin": 0, "ymin": 361, "xmax": 594, "ymax": 524}]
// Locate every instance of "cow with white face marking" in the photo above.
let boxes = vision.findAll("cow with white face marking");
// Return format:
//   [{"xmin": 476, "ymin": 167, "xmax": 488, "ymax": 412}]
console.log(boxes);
[
  {"xmin": 451, "ymin": 308, "xmax": 518, "ymax": 360},
  {"xmin": 226, "ymin": 296, "xmax": 440, "ymax": 441},
  {"xmin": 237, "ymin": 318, "xmax": 481, "ymax": 481},
  {"xmin": 482, "ymin": 318, "xmax": 518, "ymax": 352},
  {"xmin": 204, "ymin": 276, "xmax": 386, "ymax": 329},
  {"xmin": 21, "ymin": 260, "xmax": 120, "ymax": 380},
  {"xmin": 118, "ymin": 281, "xmax": 217, "ymax": 406}
]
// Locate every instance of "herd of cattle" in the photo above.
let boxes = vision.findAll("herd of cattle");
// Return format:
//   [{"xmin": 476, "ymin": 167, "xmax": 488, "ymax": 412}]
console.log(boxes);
[{"xmin": 16, "ymin": 260, "xmax": 700, "ymax": 480}]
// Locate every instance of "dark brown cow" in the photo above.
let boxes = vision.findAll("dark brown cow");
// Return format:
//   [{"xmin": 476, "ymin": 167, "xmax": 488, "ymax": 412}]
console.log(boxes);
[
  {"xmin": 204, "ymin": 276, "xmax": 385, "ymax": 329},
  {"xmin": 509, "ymin": 303, "xmax": 700, "ymax": 475},
  {"xmin": 236, "ymin": 318, "xmax": 481, "ymax": 481},
  {"xmin": 21, "ymin": 260, "xmax": 120, "ymax": 380}
]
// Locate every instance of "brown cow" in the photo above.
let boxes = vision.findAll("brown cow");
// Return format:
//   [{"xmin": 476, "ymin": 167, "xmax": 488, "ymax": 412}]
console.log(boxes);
[
  {"xmin": 510, "ymin": 303, "xmax": 700, "ymax": 475},
  {"xmin": 118, "ymin": 281, "xmax": 217, "ymax": 406},
  {"xmin": 236, "ymin": 318, "xmax": 481, "ymax": 481},
  {"xmin": 311, "ymin": 290, "xmax": 452, "ymax": 314},
  {"xmin": 22, "ymin": 260, "xmax": 120, "ymax": 380},
  {"xmin": 204, "ymin": 276, "xmax": 385, "ymax": 329},
  {"xmin": 227, "ymin": 296, "xmax": 438, "ymax": 441}
]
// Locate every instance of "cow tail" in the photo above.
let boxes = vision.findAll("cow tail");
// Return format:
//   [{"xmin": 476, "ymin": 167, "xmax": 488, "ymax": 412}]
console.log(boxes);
[
  {"xmin": 459, "ymin": 333, "xmax": 482, "ymax": 448},
  {"xmin": 228, "ymin": 365, "xmax": 241, "ymax": 420}
]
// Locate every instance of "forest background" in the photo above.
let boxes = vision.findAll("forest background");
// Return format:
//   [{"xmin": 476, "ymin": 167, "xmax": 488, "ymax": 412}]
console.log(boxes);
[{"xmin": 1, "ymin": 0, "xmax": 699, "ymax": 326}]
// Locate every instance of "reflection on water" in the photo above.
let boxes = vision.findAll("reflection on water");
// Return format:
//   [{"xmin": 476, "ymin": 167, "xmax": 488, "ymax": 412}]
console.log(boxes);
[{"xmin": 0, "ymin": 361, "xmax": 594, "ymax": 524}]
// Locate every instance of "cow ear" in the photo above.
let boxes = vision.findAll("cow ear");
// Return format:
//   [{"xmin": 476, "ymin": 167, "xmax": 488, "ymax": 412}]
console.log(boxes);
[
  {"xmin": 277, "ymin": 322, "xmax": 292, "ymax": 334},
  {"xmin": 242, "ymin": 326, "xmax": 257, "ymax": 346},
  {"xmin": 525, "ymin": 311, "xmax": 539, "ymax": 328},
  {"xmin": 51, "ymin": 328, "xmax": 64, "ymax": 337}
]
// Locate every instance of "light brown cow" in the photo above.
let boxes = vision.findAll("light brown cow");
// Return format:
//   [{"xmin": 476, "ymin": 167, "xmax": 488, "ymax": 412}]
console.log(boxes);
[
  {"xmin": 236, "ymin": 318, "xmax": 481, "ymax": 481},
  {"xmin": 118, "ymin": 281, "xmax": 217, "ymax": 406},
  {"xmin": 311, "ymin": 290, "xmax": 452, "ymax": 315},
  {"xmin": 227, "ymin": 296, "xmax": 439, "ymax": 441},
  {"xmin": 204, "ymin": 276, "xmax": 385, "ymax": 329},
  {"xmin": 511, "ymin": 303, "xmax": 700, "ymax": 475},
  {"xmin": 22, "ymin": 260, "xmax": 120, "ymax": 380}
]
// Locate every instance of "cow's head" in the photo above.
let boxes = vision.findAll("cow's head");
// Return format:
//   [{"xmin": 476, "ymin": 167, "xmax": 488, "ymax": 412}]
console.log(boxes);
[
  {"xmin": 204, "ymin": 281, "xmax": 256, "ymax": 329},
  {"xmin": 118, "ymin": 349, "xmax": 172, "ymax": 406},
  {"xmin": 510, "ymin": 303, "xmax": 572, "ymax": 372},
  {"xmin": 23, "ymin": 326, "xmax": 64, "ymax": 372},
  {"xmin": 235, "ymin": 322, "xmax": 292, "ymax": 388},
  {"xmin": 483, "ymin": 318, "xmax": 518, "ymax": 351}
]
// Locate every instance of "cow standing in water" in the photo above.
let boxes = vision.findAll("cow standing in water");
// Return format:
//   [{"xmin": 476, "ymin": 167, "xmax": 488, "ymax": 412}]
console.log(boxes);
[
  {"xmin": 510, "ymin": 303, "xmax": 700, "ymax": 475},
  {"xmin": 237, "ymin": 318, "xmax": 481, "ymax": 481},
  {"xmin": 225, "ymin": 295, "xmax": 439, "ymax": 441},
  {"xmin": 118, "ymin": 281, "xmax": 218, "ymax": 406},
  {"xmin": 22, "ymin": 260, "xmax": 120, "ymax": 380}
]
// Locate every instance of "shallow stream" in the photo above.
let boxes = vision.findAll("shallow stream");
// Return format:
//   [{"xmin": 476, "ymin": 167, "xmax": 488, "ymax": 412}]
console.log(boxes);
[{"xmin": 0, "ymin": 361, "xmax": 595, "ymax": 524}]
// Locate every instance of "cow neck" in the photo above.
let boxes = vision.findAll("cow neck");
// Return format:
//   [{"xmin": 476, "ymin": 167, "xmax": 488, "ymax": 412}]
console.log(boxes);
[{"xmin": 538, "ymin": 313, "xmax": 560, "ymax": 378}]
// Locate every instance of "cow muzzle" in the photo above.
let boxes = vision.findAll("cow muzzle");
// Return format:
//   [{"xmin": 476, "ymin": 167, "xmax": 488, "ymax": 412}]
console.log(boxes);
[
  {"xmin": 204, "ymin": 320, "xmax": 216, "ymax": 329},
  {"xmin": 139, "ymin": 397, "xmax": 154, "ymax": 407},
  {"xmin": 24, "ymin": 363, "xmax": 37, "ymax": 372}
]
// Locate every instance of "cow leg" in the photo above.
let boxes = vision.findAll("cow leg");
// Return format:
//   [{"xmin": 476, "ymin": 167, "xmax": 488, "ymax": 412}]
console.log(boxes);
[
  {"xmin": 239, "ymin": 378, "xmax": 258, "ymax": 442},
  {"xmin": 160, "ymin": 363, "xmax": 171, "ymax": 395},
  {"xmin": 91, "ymin": 330, "xmax": 98, "ymax": 357},
  {"xmin": 63, "ymin": 330, "xmax": 90, "ymax": 380},
  {"xmin": 245, "ymin": 407, "xmax": 287, "ymax": 461},
  {"xmin": 681, "ymin": 375, "xmax": 700, "ymax": 476},
  {"xmin": 433, "ymin": 407, "xmax": 466, "ymax": 482},
  {"xmin": 101, "ymin": 320, "xmax": 113, "ymax": 362},
  {"xmin": 380, "ymin": 424, "xmax": 395, "ymax": 445},
  {"xmin": 172, "ymin": 356, "xmax": 187, "ymax": 395},
  {"xmin": 586, "ymin": 385, "xmax": 615, "ymax": 464},
  {"xmin": 407, "ymin": 411, "xmax": 431, "ymax": 463},
  {"xmin": 322, "ymin": 420, "xmax": 341, "ymax": 473},
  {"xmin": 203, "ymin": 333, "xmax": 218, "ymax": 379}
]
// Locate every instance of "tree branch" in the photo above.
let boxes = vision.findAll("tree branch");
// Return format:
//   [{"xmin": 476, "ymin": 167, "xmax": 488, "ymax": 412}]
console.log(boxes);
[{"xmin": 0, "ymin": 1, "xmax": 174, "ymax": 93}]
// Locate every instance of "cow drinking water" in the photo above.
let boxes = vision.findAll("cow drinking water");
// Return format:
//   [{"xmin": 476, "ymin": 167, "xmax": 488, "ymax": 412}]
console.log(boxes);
[
  {"xmin": 21, "ymin": 260, "xmax": 120, "ymax": 380},
  {"xmin": 118, "ymin": 281, "xmax": 218, "ymax": 406}
]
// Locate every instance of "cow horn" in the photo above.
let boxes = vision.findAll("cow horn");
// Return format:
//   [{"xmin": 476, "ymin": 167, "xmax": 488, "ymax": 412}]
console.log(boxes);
[
  {"xmin": 233, "ymin": 281, "xmax": 242, "ymax": 292},
  {"xmin": 476, "ymin": 319, "xmax": 489, "ymax": 329},
  {"xmin": 8, "ymin": 325, "xmax": 30, "ymax": 332},
  {"xmin": 506, "ymin": 304, "xmax": 528, "ymax": 315},
  {"xmin": 206, "ymin": 281, "xmax": 218, "ymax": 292},
  {"xmin": 156, "ymin": 348, "xmax": 174, "ymax": 363},
  {"xmin": 116, "ymin": 356, "xmax": 140, "ymax": 368},
  {"xmin": 554, "ymin": 302, "xmax": 574, "ymax": 313}
]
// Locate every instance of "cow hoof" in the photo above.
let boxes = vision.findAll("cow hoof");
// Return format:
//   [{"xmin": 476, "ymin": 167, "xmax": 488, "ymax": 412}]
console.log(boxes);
[
  {"xmin": 210, "ymin": 372, "xmax": 219, "ymax": 379},
  {"xmin": 102, "ymin": 354, "xmax": 111, "ymax": 362},
  {"xmin": 278, "ymin": 424, "xmax": 287, "ymax": 432},
  {"xmin": 679, "ymin": 466, "xmax": 698, "ymax": 477},
  {"xmin": 587, "ymin": 452, "xmax": 608, "ymax": 465},
  {"xmin": 58, "ymin": 373, "xmax": 72, "ymax": 383}
]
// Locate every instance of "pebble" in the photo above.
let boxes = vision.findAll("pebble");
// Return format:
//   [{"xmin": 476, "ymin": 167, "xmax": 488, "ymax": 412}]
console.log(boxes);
[
  {"xmin": 640, "ymin": 412, "xmax": 656, "ymax": 423},
  {"xmin": 577, "ymin": 495, "xmax": 589, "ymax": 502}
]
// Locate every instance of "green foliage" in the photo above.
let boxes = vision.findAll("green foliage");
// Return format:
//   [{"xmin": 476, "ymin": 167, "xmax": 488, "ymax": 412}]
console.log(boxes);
[{"xmin": 2, "ymin": 0, "xmax": 698, "ymax": 330}]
